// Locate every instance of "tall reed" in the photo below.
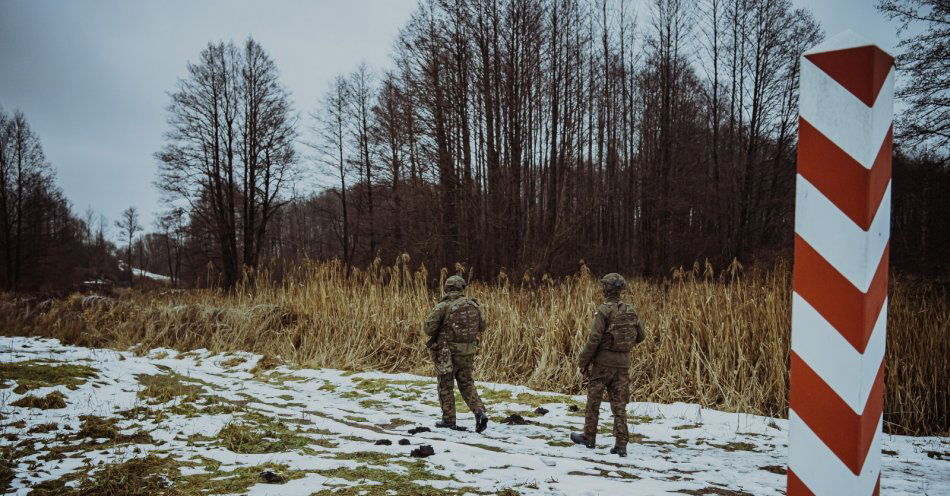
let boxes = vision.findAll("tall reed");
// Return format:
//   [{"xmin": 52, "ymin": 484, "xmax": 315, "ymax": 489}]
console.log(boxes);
[{"xmin": 4, "ymin": 256, "xmax": 947, "ymax": 436}]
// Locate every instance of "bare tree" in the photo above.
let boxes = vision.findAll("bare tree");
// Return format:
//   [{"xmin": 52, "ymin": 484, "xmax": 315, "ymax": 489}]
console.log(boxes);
[
  {"xmin": 0, "ymin": 108, "xmax": 55, "ymax": 290},
  {"xmin": 348, "ymin": 63, "xmax": 378, "ymax": 258},
  {"xmin": 309, "ymin": 76, "xmax": 356, "ymax": 270},
  {"xmin": 156, "ymin": 37, "xmax": 296, "ymax": 287},
  {"xmin": 878, "ymin": 0, "xmax": 950, "ymax": 155},
  {"xmin": 115, "ymin": 206, "xmax": 142, "ymax": 284},
  {"xmin": 156, "ymin": 208, "xmax": 186, "ymax": 285}
]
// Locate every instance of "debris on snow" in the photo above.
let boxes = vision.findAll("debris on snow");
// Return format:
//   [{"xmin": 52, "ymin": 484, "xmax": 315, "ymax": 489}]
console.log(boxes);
[
  {"xmin": 260, "ymin": 470, "xmax": 285, "ymax": 484},
  {"xmin": 411, "ymin": 445, "xmax": 436, "ymax": 458},
  {"xmin": 503, "ymin": 414, "xmax": 531, "ymax": 425}
]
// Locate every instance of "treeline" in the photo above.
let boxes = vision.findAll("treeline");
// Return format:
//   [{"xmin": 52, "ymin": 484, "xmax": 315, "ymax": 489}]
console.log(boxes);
[
  {"xmin": 287, "ymin": 0, "xmax": 825, "ymax": 278},
  {"xmin": 156, "ymin": 0, "xmax": 827, "ymax": 285},
  {"xmin": 4, "ymin": 0, "xmax": 949, "ymax": 291},
  {"xmin": 153, "ymin": 0, "xmax": 950, "ymax": 286},
  {"xmin": 0, "ymin": 108, "xmax": 118, "ymax": 292}
]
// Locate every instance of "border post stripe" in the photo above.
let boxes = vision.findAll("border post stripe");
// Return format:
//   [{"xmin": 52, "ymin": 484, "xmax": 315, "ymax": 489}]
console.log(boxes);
[{"xmin": 788, "ymin": 30, "xmax": 894, "ymax": 496}]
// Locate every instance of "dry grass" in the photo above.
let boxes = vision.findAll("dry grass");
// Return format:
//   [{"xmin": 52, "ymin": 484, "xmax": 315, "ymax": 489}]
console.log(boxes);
[{"xmin": 2, "ymin": 257, "xmax": 947, "ymax": 436}]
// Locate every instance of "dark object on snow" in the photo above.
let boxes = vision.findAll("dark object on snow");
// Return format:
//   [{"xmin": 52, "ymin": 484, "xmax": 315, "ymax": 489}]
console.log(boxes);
[
  {"xmin": 534, "ymin": 407, "xmax": 549, "ymax": 416},
  {"xmin": 610, "ymin": 445, "xmax": 627, "ymax": 457},
  {"xmin": 260, "ymin": 470, "xmax": 284, "ymax": 484},
  {"xmin": 570, "ymin": 432, "xmax": 595, "ymax": 449},
  {"xmin": 399, "ymin": 438, "xmax": 411, "ymax": 445},
  {"xmin": 568, "ymin": 404, "xmax": 579, "ymax": 412},
  {"xmin": 408, "ymin": 426, "xmax": 432, "ymax": 435},
  {"xmin": 435, "ymin": 420, "xmax": 468, "ymax": 431},
  {"xmin": 502, "ymin": 414, "xmax": 531, "ymax": 425},
  {"xmin": 411, "ymin": 445, "xmax": 435, "ymax": 457},
  {"xmin": 374, "ymin": 439, "xmax": 392, "ymax": 445}
]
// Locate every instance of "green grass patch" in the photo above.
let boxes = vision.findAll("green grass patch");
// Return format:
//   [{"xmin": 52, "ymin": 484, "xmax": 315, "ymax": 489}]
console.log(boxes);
[
  {"xmin": 340, "ymin": 390, "xmax": 367, "ymax": 400},
  {"xmin": 380, "ymin": 418, "xmax": 413, "ymax": 429},
  {"xmin": 359, "ymin": 399, "xmax": 385, "ymax": 409},
  {"xmin": 710, "ymin": 441, "xmax": 757, "ymax": 452},
  {"xmin": 11, "ymin": 391, "xmax": 66, "ymax": 409},
  {"xmin": 0, "ymin": 360, "xmax": 97, "ymax": 393},
  {"xmin": 672, "ymin": 423, "xmax": 703, "ymax": 430},
  {"xmin": 340, "ymin": 434, "xmax": 373, "ymax": 442},
  {"xmin": 216, "ymin": 413, "xmax": 314, "ymax": 454},
  {"xmin": 74, "ymin": 415, "xmax": 153, "ymax": 444},
  {"xmin": 462, "ymin": 442, "xmax": 506, "ymax": 453},
  {"xmin": 136, "ymin": 373, "xmax": 205, "ymax": 404},
  {"xmin": 312, "ymin": 458, "xmax": 466, "ymax": 495},
  {"xmin": 352, "ymin": 377, "xmax": 431, "ymax": 395},
  {"xmin": 332, "ymin": 450, "xmax": 398, "ymax": 465},
  {"xmin": 255, "ymin": 370, "xmax": 301, "ymax": 386},
  {"xmin": 311, "ymin": 437, "xmax": 339, "ymax": 448},
  {"xmin": 178, "ymin": 459, "xmax": 307, "ymax": 494},
  {"xmin": 27, "ymin": 454, "xmax": 306, "ymax": 496},
  {"xmin": 28, "ymin": 455, "xmax": 177, "ymax": 496},
  {"xmin": 514, "ymin": 392, "xmax": 573, "ymax": 408},
  {"xmin": 480, "ymin": 388, "xmax": 513, "ymax": 404},
  {"xmin": 166, "ymin": 395, "xmax": 238, "ymax": 417}
]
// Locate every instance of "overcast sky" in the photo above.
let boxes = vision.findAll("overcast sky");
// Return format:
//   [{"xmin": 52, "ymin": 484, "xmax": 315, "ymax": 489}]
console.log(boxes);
[{"xmin": 0, "ymin": 0, "xmax": 900, "ymax": 241}]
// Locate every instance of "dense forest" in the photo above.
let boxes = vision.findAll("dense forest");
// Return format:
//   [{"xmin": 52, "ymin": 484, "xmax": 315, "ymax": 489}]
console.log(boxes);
[
  {"xmin": 0, "ymin": 108, "xmax": 118, "ymax": 292},
  {"xmin": 2, "ymin": 0, "xmax": 948, "ymax": 291}
]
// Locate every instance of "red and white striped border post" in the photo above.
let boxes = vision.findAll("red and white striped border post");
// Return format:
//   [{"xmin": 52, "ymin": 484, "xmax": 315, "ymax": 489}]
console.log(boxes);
[{"xmin": 788, "ymin": 31, "xmax": 894, "ymax": 496}]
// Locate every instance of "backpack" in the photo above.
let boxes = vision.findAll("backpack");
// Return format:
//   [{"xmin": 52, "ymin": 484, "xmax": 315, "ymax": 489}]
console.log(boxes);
[
  {"xmin": 444, "ymin": 298, "xmax": 482, "ymax": 343},
  {"xmin": 604, "ymin": 302, "xmax": 642, "ymax": 352}
]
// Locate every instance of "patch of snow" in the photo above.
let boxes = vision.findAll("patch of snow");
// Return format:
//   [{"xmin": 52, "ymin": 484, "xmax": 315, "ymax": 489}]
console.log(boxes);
[{"xmin": 0, "ymin": 335, "xmax": 947, "ymax": 496}]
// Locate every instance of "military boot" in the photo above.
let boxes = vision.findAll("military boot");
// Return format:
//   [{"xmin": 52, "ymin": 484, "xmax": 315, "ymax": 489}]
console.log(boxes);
[
  {"xmin": 570, "ymin": 432, "xmax": 595, "ymax": 449},
  {"xmin": 610, "ymin": 445, "xmax": 627, "ymax": 457},
  {"xmin": 475, "ymin": 412, "xmax": 489, "ymax": 433},
  {"xmin": 435, "ymin": 420, "xmax": 468, "ymax": 431}
]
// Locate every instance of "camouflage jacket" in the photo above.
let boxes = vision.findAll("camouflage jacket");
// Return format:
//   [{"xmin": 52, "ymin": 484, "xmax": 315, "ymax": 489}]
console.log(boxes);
[
  {"xmin": 577, "ymin": 297, "xmax": 644, "ymax": 369},
  {"xmin": 423, "ymin": 291, "xmax": 487, "ymax": 356}
]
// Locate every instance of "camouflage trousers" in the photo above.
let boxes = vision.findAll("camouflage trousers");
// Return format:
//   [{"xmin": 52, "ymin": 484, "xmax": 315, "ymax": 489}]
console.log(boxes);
[
  {"xmin": 431, "ymin": 349, "xmax": 485, "ymax": 423},
  {"xmin": 583, "ymin": 364, "xmax": 630, "ymax": 447}
]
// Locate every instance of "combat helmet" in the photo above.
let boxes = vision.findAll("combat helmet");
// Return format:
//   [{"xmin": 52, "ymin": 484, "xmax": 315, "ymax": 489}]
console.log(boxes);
[
  {"xmin": 444, "ymin": 275, "xmax": 467, "ymax": 292},
  {"xmin": 601, "ymin": 273, "xmax": 626, "ymax": 293}
]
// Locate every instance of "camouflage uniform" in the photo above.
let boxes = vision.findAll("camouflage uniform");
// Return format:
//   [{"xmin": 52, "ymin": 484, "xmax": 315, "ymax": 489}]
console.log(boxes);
[
  {"xmin": 423, "ymin": 276, "xmax": 488, "ymax": 425},
  {"xmin": 574, "ymin": 273, "xmax": 645, "ymax": 452}
]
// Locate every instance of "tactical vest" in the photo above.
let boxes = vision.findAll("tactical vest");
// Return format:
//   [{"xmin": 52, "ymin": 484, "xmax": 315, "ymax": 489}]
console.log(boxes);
[
  {"xmin": 604, "ymin": 302, "xmax": 641, "ymax": 352},
  {"xmin": 444, "ymin": 298, "xmax": 481, "ymax": 343}
]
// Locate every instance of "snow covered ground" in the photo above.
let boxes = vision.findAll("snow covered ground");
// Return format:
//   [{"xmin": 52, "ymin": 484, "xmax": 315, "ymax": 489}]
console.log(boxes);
[
  {"xmin": 131, "ymin": 267, "xmax": 171, "ymax": 282},
  {"xmin": 1, "ymin": 335, "xmax": 947, "ymax": 495}
]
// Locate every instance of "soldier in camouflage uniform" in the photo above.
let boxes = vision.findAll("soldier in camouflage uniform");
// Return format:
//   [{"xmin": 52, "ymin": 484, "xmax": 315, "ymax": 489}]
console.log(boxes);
[
  {"xmin": 423, "ymin": 275, "xmax": 490, "ymax": 433},
  {"xmin": 570, "ymin": 273, "xmax": 646, "ymax": 457}
]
